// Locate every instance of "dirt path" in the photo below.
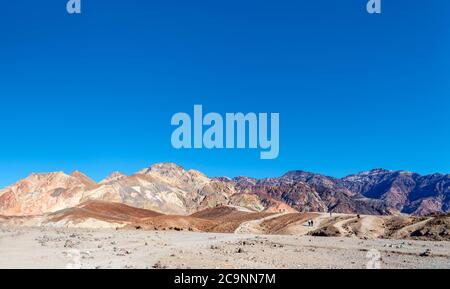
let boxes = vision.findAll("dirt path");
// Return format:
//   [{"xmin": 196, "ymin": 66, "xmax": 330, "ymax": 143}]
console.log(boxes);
[
  {"xmin": 332, "ymin": 216, "xmax": 358, "ymax": 236},
  {"xmin": 255, "ymin": 213, "xmax": 337, "ymax": 235},
  {"xmin": 356, "ymin": 215, "xmax": 386, "ymax": 238},
  {"xmin": 294, "ymin": 214, "xmax": 330, "ymax": 235},
  {"xmin": 276, "ymin": 213, "xmax": 352, "ymax": 236},
  {"xmin": 392, "ymin": 218, "xmax": 433, "ymax": 239},
  {"xmin": 234, "ymin": 213, "xmax": 287, "ymax": 234}
]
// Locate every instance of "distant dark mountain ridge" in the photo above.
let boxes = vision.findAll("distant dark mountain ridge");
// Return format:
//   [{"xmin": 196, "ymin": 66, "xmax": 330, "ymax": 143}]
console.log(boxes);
[{"xmin": 229, "ymin": 168, "xmax": 449, "ymax": 215}]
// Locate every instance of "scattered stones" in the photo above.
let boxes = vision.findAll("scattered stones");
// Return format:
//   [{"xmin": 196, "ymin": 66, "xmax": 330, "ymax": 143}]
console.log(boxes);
[
  {"xmin": 420, "ymin": 249, "xmax": 431, "ymax": 257},
  {"xmin": 239, "ymin": 240, "xmax": 255, "ymax": 246},
  {"xmin": 152, "ymin": 261, "xmax": 167, "ymax": 269},
  {"xmin": 115, "ymin": 248, "xmax": 132, "ymax": 256},
  {"xmin": 271, "ymin": 243, "xmax": 284, "ymax": 248},
  {"xmin": 64, "ymin": 240, "xmax": 76, "ymax": 248}
]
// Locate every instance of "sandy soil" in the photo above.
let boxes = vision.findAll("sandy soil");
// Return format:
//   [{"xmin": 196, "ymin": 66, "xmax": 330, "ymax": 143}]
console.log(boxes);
[{"xmin": 0, "ymin": 226, "xmax": 449, "ymax": 269}]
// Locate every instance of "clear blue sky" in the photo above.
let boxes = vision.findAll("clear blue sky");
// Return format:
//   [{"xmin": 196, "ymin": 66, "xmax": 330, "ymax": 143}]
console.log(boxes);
[{"xmin": 0, "ymin": 0, "xmax": 449, "ymax": 187}]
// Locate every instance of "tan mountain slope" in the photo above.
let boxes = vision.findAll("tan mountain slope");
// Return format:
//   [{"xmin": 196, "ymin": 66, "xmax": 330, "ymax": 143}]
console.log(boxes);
[
  {"xmin": 0, "ymin": 171, "xmax": 97, "ymax": 216},
  {"xmin": 0, "ymin": 163, "xmax": 280, "ymax": 217},
  {"xmin": 81, "ymin": 163, "xmax": 240, "ymax": 215}
]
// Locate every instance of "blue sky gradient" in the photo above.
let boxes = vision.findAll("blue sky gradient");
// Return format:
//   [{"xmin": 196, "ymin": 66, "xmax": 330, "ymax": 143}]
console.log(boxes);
[{"xmin": 0, "ymin": 0, "xmax": 449, "ymax": 187}]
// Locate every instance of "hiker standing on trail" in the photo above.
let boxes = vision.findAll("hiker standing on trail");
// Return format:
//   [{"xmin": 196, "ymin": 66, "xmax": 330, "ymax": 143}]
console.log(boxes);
[{"xmin": 310, "ymin": 219, "xmax": 314, "ymax": 227}]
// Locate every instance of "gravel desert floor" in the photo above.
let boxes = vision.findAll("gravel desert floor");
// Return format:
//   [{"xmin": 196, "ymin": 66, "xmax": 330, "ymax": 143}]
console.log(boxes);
[{"xmin": 0, "ymin": 227, "xmax": 449, "ymax": 269}]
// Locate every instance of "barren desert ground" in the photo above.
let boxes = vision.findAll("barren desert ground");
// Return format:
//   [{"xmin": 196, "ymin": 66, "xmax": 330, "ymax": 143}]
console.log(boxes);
[{"xmin": 0, "ymin": 227, "xmax": 449, "ymax": 269}]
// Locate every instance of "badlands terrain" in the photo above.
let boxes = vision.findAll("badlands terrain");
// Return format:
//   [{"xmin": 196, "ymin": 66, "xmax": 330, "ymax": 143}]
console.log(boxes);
[
  {"xmin": 0, "ymin": 203, "xmax": 449, "ymax": 269},
  {"xmin": 0, "ymin": 163, "xmax": 449, "ymax": 268},
  {"xmin": 1, "ymin": 212, "xmax": 449, "ymax": 269}
]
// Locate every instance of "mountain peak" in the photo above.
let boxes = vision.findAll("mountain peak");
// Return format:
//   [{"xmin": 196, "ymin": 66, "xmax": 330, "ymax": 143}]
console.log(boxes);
[
  {"xmin": 70, "ymin": 170, "xmax": 89, "ymax": 178},
  {"xmin": 282, "ymin": 170, "xmax": 313, "ymax": 178},
  {"xmin": 137, "ymin": 162, "xmax": 185, "ymax": 176},
  {"xmin": 29, "ymin": 171, "xmax": 64, "ymax": 177},
  {"xmin": 151, "ymin": 162, "xmax": 184, "ymax": 171},
  {"xmin": 343, "ymin": 168, "xmax": 393, "ymax": 180},
  {"xmin": 99, "ymin": 172, "xmax": 128, "ymax": 184},
  {"xmin": 69, "ymin": 171, "xmax": 97, "ymax": 187},
  {"xmin": 368, "ymin": 168, "xmax": 392, "ymax": 174}
]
